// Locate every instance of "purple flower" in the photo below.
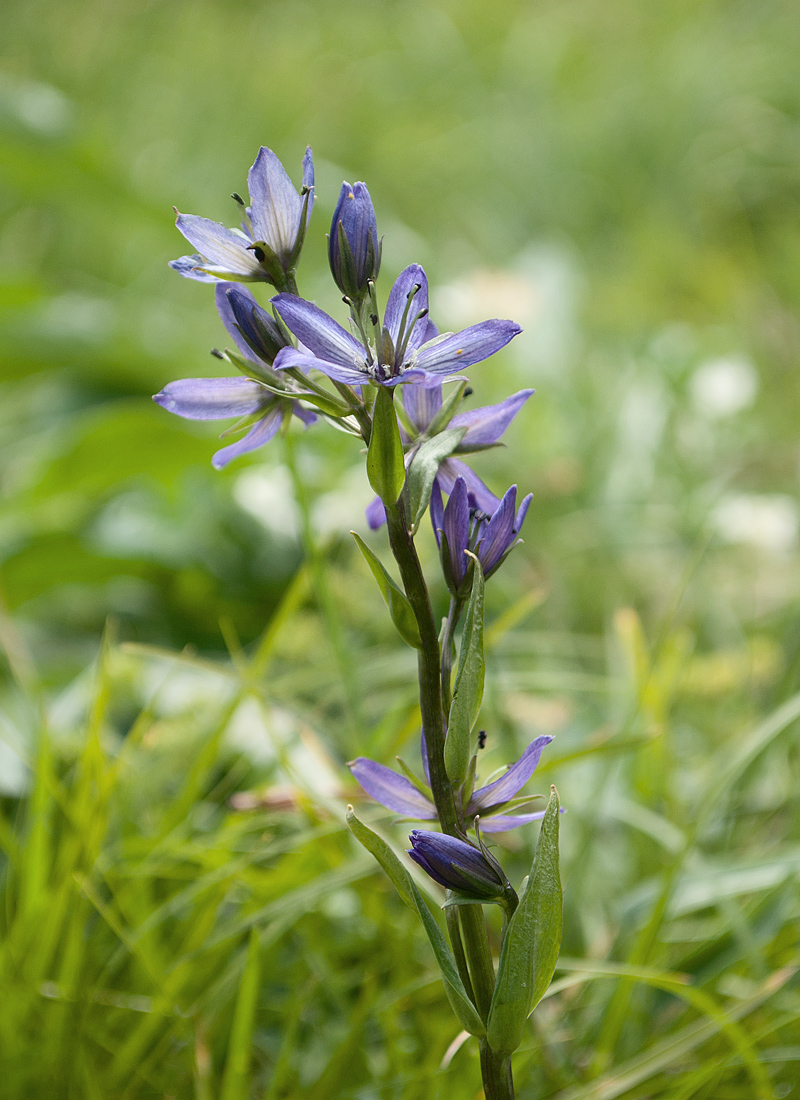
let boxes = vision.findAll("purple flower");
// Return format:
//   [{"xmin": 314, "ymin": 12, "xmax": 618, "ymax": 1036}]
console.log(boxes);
[
  {"xmin": 348, "ymin": 734, "xmax": 553, "ymax": 833},
  {"xmin": 153, "ymin": 283, "xmax": 315, "ymax": 469},
  {"xmin": 329, "ymin": 181, "xmax": 381, "ymax": 299},
  {"xmin": 365, "ymin": 384, "xmax": 533, "ymax": 529},
  {"xmin": 408, "ymin": 830, "xmax": 506, "ymax": 899},
  {"xmin": 271, "ymin": 264, "xmax": 521, "ymax": 388},
  {"xmin": 170, "ymin": 146, "xmax": 314, "ymax": 287},
  {"xmin": 431, "ymin": 477, "xmax": 532, "ymax": 592}
]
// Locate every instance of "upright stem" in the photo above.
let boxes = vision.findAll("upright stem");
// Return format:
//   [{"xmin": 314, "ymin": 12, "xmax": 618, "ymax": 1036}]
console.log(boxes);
[
  {"xmin": 384, "ymin": 496, "xmax": 515, "ymax": 1099},
  {"xmin": 480, "ymin": 1043, "xmax": 514, "ymax": 1100}
]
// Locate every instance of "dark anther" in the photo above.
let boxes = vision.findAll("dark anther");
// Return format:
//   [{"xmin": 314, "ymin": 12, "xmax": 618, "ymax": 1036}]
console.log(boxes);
[
  {"xmin": 210, "ymin": 348, "xmax": 224, "ymax": 359},
  {"xmin": 478, "ymin": 730, "xmax": 487, "ymax": 749},
  {"xmin": 251, "ymin": 246, "xmax": 266, "ymax": 262},
  {"xmin": 342, "ymin": 296, "xmax": 351, "ymax": 305},
  {"xmin": 464, "ymin": 386, "xmax": 474, "ymax": 398},
  {"xmin": 418, "ymin": 308, "xmax": 429, "ymax": 318},
  {"xmin": 231, "ymin": 192, "xmax": 245, "ymax": 206},
  {"xmin": 370, "ymin": 314, "xmax": 379, "ymax": 326}
]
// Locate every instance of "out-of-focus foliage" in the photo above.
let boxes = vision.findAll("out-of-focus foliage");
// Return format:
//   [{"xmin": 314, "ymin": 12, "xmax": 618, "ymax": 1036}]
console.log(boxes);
[{"xmin": 2, "ymin": 0, "xmax": 800, "ymax": 1096}]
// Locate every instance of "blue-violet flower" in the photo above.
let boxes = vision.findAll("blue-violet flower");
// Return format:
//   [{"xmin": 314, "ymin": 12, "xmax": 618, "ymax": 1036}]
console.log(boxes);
[
  {"xmin": 431, "ymin": 476, "xmax": 532, "ymax": 593},
  {"xmin": 349, "ymin": 734, "xmax": 552, "ymax": 833},
  {"xmin": 329, "ymin": 181, "xmax": 381, "ymax": 299},
  {"xmin": 153, "ymin": 282, "xmax": 315, "ymax": 468},
  {"xmin": 407, "ymin": 830, "xmax": 506, "ymax": 899},
  {"xmin": 271, "ymin": 263, "xmax": 520, "ymax": 388},
  {"xmin": 170, "ymin": 146, "xmax": 314, "ymax": 287}
]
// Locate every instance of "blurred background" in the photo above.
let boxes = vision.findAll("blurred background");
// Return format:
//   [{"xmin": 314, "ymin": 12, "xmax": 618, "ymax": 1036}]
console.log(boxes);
[{"xmin": 2, "ymin": 1, "xmax": 800, "ymax": 1097}]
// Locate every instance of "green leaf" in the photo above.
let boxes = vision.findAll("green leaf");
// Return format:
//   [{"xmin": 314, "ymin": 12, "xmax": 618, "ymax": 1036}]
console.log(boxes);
[
  {"xmin": 367, "ymin": 386, "xmax": 406, "ymax": 504},
  {"xmin": 406, "ymin": 427, "xmax": 465, "ymax": 533},
  {"xmin": 445, "ymin": 556, "xmax": 485, "ymax": 786},
  {"xmin": 351, "ymin": 533, "xmax": 422, "ymax": 648},
  {"xmin": 346, "ymin": 806, "xmax": 416, "ymax": 912},
  {"xmin": 409, "ymin": 880, "xmax": 486, "ymax": 1037},
  {"xmin": 346, "ymin": 808, "xmax": 485, "ymax": 1038},
  {"xmin": 425, "ymin": 378, "xmax": 470, "ymax": 437},
  {"xmin": 487, "ymin": 786, "xmax": 562, "ymax": 1055},
  {"xmin": 219, "ymin": 928, "xmax": 261, "ymax": 1100}
]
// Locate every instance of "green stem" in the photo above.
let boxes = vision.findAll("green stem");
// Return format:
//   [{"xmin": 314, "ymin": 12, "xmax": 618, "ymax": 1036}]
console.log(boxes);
[
  {"xmin": 445, "ymin": 907, "xmax": 475, "ymax": 1006},
  {"xmin": 383, "ymin": 498, "xmax": 514, "ymax": 1099},
  {"xmin": 479, "ymin": 1042, "xmax": 515, "ymax": 1100}
]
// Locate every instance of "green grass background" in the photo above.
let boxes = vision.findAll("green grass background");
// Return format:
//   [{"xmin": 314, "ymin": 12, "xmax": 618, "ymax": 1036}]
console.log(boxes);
[{"xmin": 2, "ymin": 0, "xmax": 800, "ymax": 1096}]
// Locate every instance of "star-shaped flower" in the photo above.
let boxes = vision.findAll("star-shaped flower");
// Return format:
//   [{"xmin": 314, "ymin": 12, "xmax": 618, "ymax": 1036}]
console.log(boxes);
[
  {"xmin": 349, "ymin": 734, "xmax": 553, "ymax": 833},
  {"xmin": 170, "ymin": 147, "xmax": 314, "ymax": 287},
  {"xmin": 153, "ymin": 282, "xmax": 315, "ymax": 468},
  {"xmin": 271, "ymin": 263, "xmax": 521, "ymax": 388}
]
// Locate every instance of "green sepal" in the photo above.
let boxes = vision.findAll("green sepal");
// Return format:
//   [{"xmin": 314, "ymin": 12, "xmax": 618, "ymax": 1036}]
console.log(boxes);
[
  {"xmin": 394, "ymin": 756, "xmax": 432, "ymax": 798},
  {"xmin": 225, "ymin": 348, "xmax": 288, "ymax": 387},
  {"xmin": 351, "ymin": 533, "xmax": 422, "ymax": 649},
  {"xmin": 218, "ymin": 405, "xmax": 274, "ymax": 440},
  {"xmin": 246, "ymin": 237, "xmax": 287, "ymax": 288},
  {"xmin": 346, "ymin": 807, "xmax": 485, "ymax": 1038},
  {"xmin": 425, "ymin": 378, "xmax": 469, "ymax": 437},
  {"xmin": 445, "ymin": 555, "xmax": 485, "ymax": 786},
  {"xmin": 367, "ymin": 386, "xmax": 406, "ymax": 505},
  {"xmin": 406, "ymin": 427, "xmax": 466, "ymax": 533},
  {"xmin": 345, "ymin": 805, "xmax": 416, "ymax": 912},
  {"xmin": 487, "ymin": 786, "xmax": 562, "ymax": 1055}
]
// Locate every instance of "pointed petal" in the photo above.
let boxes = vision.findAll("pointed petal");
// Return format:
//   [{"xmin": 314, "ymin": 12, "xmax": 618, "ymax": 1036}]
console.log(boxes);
[
  {"xmin": 215, "ymin": 282, "xmax": 257, "ymax": 359},
  {"xmin": 349, "ymin": 758, "xmax": 436, "ymax": 818},
  {"xmin": 292, "ymin": 403, "xmax": 317, "ymax": 427},
  {"xmin": 169, "ymin": 254, "xmax": 219, "ymax": 282},
  {"xmin": 476, "ymin": 811, "xmax": 547, "ymax": 833},
  {"xmin": 414, "ymin": 320, "xmax": 522, "ymax": 376},
  {"xmin": 443, "ymin": 476, "xmax": 470, "ymax": 588},
  {"xmin": 468, "ymin": 735, "xmax": 553, "ymax": 812},
  {"xmin": 302, "ymin": 146, "xmax": 315, "ymax": 217},
  {"xmin": 272, "ymin": 345, "xmax": 368, "ymax": 386},
  {"xmin": 402, "ymin": 377, "xmax": 442, "ymax": 432},
  {"xmin": 365, "ymin": 496, "xmax": 387, "ymax": 530},
  {"xmin": 175, "ymin": 214, "xmax": 261, "ymax": 276},
  {"xmin": 429, "ymin": 479, "xmax": 444, "ymax": 547},
  {"xmin": 438, "ymin": 458, "xmax": 501, "ymax": 515},
  {"xmin": 153, "ymin": 377, "xmax": 266, "ymax": 420},
  {"xmin": 479, "ymin": 486, "xmax": 517, "ymax": 575},
  {"xmin": 515, "ymin": 492, "xmax": 533, "ymax": 532},
  {"xmin": 272, "ymin": 294, "xmax": 365, "ymax": 368},
  {"xmin": 247, "ymin": 147, "xmax": 302, "ymax": 258},
  {"xmin": 212, "ymin": 405, "xmax": 283, "ymax": 469},
  {"xmin": 384, "ymin": 264, "xmax": 429, "ymax": 352},
  {"xmin": 452, "ymin": 389, "xmax": 534, "ymax": 449}
]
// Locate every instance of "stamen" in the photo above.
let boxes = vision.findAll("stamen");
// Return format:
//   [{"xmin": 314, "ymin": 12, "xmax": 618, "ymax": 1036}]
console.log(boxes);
[
  {"xmin": 393, "ymin": 283, "xmax": 421, "ymax": 365},
  {"xmin": 210, "ymin": 348, "xmax": 224, "ymax": 359}
]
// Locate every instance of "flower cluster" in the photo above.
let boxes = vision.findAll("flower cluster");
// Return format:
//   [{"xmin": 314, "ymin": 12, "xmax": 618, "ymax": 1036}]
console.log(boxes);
[{"xmin": 155, "ymin": 141, "xmax": 551, "ymax": 885}]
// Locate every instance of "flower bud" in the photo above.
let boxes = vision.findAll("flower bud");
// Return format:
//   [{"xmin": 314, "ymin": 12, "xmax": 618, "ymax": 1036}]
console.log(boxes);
[
  {"xmin": 328, "ymin": 181, "xmax": 381, "ymax": 299},
  {"xmin": 408, "ymin": 830, "xmax": 506, "ymax": 901}
]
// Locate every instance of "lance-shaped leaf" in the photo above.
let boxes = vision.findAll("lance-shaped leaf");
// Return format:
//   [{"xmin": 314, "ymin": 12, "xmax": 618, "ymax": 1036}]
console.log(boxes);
[
  {"xmin": 346, "ymin": 807, "xmax": 485, "ymax": 1038},
  {"xmin": 346, "ymin": 805, "xmax": 416, "ymax": 911},
  {"xmin": 367, "ymin": 385, "xmax": 406, "ymax": 504},
  {"xmin": 445, "ymin": 555, "xmax": 485, "ymax": 786},
  {"xmin": 351, "ymin": 533, "xmax": 422, "ymax": 649},
  {"xmin": 407, "ymin": 426, "xmax": 466, "ymax": 533},
  {"xmin": 487, "ymin": 786, "xmax": 562, "ymax": 1055},
  {"xmin": 425, "ymin": 378, "xmax": 469, "ymax": 438}
]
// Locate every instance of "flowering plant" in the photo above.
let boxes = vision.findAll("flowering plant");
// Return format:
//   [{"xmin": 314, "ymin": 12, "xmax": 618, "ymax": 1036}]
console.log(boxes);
[{"xmin": 155, "ymin": 145, "xmax": 563, "ymax": 1099}]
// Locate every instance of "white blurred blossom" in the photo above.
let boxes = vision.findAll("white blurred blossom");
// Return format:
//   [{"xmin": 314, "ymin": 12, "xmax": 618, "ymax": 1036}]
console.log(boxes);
[
  {"xmin": 233, "ymin": 465, "xmax": 300, "ymax": 540},
  {"xmin": 713, "ymin": 494, "xmax": 798, "ymax": 553},
  {"xmin": 690, "ymin": 356, "xmax": 758, "ymax": 419}
]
